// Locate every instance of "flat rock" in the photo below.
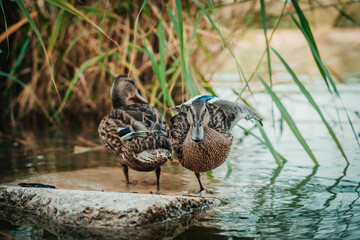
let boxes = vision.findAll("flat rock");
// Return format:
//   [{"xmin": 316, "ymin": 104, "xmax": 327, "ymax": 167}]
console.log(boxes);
[
  {"xmin": 0, "ymin": 186, "xmax": 220, "ymax": 229},
  {"xmin": 4, "ymin": 166, "xmax": 209, "ymax": 194}
]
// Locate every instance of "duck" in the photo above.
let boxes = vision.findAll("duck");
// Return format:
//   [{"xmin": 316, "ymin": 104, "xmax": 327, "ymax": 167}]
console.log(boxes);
[
  {"xmin": 98, "ymin": 75, "xmax": 172, "ymax": 190},
  {"xmin": 170, "ymin": 95, "xmax": 261, "ymax": 192}
]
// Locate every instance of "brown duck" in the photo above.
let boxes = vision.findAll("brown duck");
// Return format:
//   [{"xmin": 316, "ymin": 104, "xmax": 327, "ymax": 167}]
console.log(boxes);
[
  {"xmin": 170, "ymin": 95, "xmax": 261, "ymax": 192},
  {"xmin": 98, "ymin": 75, "xmax": 172, "ymax": 190}
]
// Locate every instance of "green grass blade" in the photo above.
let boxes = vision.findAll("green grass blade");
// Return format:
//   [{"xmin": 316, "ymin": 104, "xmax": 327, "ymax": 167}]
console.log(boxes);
[
  {"xmin": 59, "ymin": 49, "xmax": 115, "ymax": 112},
  {"xmin": 224, "ymin": 158, "xmax": 233, "ymax": 180},
  {"xmin": 289, "ymin": 3, "xmax": 343, "ymax": 98},
  {"xmin": 205, "ymin": 0, "xmax": 223, "ymax": 48},
  {"xmin": 143, "ymin": 39, "xmax": 174, "ymax": 109},
  {"xmin": 257, "ymin": 74, "xmax": 319, "ymax": 166},
  {"xmin": 45, "ymin": 0, "xmax": 119, "ymax": 48},
  {"xmin": 193, "ymin": 65, "xmax": 216, "ymax": 96},
  {"xmin": 129, "ymin": 0, "xmax": 149, "ymax": 75},
  {"xmin": 288, "ymin": 10, "xmax": 330, "ymax": 92},
  {"xmin": 255, "ymin": 121, "xmax": 283, "ymax": 167},
  {"xmin": 61, "ymin": 29, "xmax": 98, "ymax": 60},
  {"xmin": 186, "ymin": 13, "xmax": 203, "ymax": 53},
  {"xmin": 260, "ymin": 0, "xmax": 272, "ymax": 86},
  {"xmin": 272, "ymin": 48, "xmax": 349, "ymax": 163},
  {"xmin": 288, "ymin": 5, "xmax": 360, "ymax": 148},
  {"xmin": 48, "ymin": 9, "xmax": 66, "ymax": 56},
  {"xmin": 0, "ymin": 72, "xmax": 53, "ymax": 123},
  {"xmin": 175, "ymin": 0, "xmax": 197, "ymax": 97},
  {"xmin": 143, "ymin": 41, "xmax": 160, "ymax": 81},
  {"xmin": 291, "ymin": 0, "xmax": 318, "ymax": 52},
  {"xmin": 15, "ymin": 0, "xmax": 61, "ymax": 103},
  {"xmin": 74, "ymin": 145, "xmax": 105, "ymax": 154},
  {"xmin": 244, "ymin": 0, "xmax": 287, "ymax": 88},
  {"xmin": 166, "ymin": 5, "xmax": 179, "ymax": 36},
  {"xmin": 237, "ymin": 125, "xmax": 288, "ymax": 163},
  {"xmin": 193, "ymin": 0, "xmax": 251, "ymax": 94},
  {"xmin": 156, "ymin": 20, "xmax": 173, "ymax": 107},
  {"xmin": 77, "ymin": 7, "xmax": 118, "ymax": 19},
  {"xmin": 332, "ymin": 5, "xmax": 357, "ymax": 26},
  {"xmin": 10, "ymin": 37, "xmax": 30, "ymax": 76},
  {"xmin": 0, "ymin": 0, "xmax": 9, "ymax": 59},
  {"xmin": 260, "ymin": 0, "xmax": 276, "ymax": 127}
]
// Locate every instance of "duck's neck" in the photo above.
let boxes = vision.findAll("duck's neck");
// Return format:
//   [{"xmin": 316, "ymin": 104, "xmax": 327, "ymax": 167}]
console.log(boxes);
[{"xmin": 112, "ymin": 96, "xmax": 127, "ymax": 109}]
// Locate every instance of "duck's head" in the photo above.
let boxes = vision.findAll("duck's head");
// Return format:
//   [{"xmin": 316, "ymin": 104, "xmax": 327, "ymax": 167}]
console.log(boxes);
[
  {"xmin": 187, "ymin": 100, "xmax": 210, "ymax": 143},
  {"xmin": 110, "ymin": 75, "xmax": 148, "ymax": 108}
]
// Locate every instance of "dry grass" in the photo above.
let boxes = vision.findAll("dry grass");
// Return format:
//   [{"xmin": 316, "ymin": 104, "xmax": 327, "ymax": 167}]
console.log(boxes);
[
  {"xmin": 0, "ymin": 0, "xmax": 358, "ymax": 164},
  {"xmin": 0, "ymin": 0, "xmax": 286, "ymax": 124}
]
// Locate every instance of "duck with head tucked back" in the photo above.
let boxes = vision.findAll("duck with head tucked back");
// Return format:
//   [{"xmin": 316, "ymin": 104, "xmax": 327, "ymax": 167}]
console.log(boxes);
[
  {"xmin": 170, "ymin": 95, "xmax": 262, "ymax": 192},
  {"xmin": 98, "ymin": 75, "xmax": 172, "ymax": 191}
]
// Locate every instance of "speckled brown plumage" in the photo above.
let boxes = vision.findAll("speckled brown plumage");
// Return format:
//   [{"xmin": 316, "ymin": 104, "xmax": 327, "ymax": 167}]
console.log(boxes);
[
  {"xmin": 170, "ymin": 101, "xmax": 233, "ymax": 192},
  {"xmin": 99, "ymin": 106, "xmax": 171, "ymax": 172},
  {"xmin": 170, "ymin": 103, "xmax": 232, "ymax": 167},
  {"xmin": 182, "ymin": 126, "xmax": 232, "ymax": 173},
  {"xmin": 170, "ymin": 96, "xmax": 261, "ymax": 192},
  {"xmin": 98, "ymin": 75, "xmax": 172, "ymax": 189}
]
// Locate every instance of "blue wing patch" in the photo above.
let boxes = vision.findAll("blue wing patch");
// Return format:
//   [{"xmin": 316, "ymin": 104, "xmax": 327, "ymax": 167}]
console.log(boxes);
[
  {"xmin": 118, "ymin": 127, "xmax": 131, "ymax": 137},
  {"xmin": 197, "ymin": 95, "xmax": 215, "ymax": 102}
]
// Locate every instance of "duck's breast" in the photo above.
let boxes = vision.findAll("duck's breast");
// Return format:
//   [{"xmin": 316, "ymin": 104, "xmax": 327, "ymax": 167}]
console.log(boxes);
[{"xmin": 181, "ymin": 127, "xmax": 233, "ymax": 173}]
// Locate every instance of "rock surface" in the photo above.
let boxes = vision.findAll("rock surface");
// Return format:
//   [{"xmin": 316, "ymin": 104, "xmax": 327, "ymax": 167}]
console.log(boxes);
[
  {"xmin": 3, "ymin": 166, "xmax": 201, "ymax": 194},
  {"xmin": 0, "ymin": 186, "xmax": 220, "ymax": 228}
]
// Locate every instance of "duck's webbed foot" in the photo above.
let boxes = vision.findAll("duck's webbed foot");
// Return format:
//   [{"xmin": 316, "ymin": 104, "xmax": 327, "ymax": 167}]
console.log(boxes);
[
  {"xmin": 195, "ymin": 189, "xmax": 218, "ymax": 195},
  {"xmin": 194, "ymin": 172, "xmax": 217, "ymax": 194}
]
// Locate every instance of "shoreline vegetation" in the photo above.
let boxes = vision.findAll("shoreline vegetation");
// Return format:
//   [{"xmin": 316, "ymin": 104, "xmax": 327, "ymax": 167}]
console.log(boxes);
[{"xmin": 0, "ymin": 0, "xmax": 359, "ymax": 165}]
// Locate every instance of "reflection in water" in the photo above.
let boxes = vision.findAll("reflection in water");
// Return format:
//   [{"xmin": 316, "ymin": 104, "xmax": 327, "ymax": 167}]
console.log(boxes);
[
  {"xmin": 223, "ymin": 159, "xmax": 233, "ymax": 180},
  {"xmin": 0, "ymin": 205, "xmax": 203, "ymax": 240},
  {"xmin": 0, "ymin": 128, "xmax": 113, "ymax": 183},
  {"xmin": 251, "ymin": 164, "xmax": 283, "ymax": 214},
  {"xmin": 324, "ymin": 163, "xmax": 349, "ymax": 208},
  {"xmin": 344, "ymin": 182, "xmax": 360, "ymax": 216},
  {"xmin": 340, "ymin": 182, "xmax": 360, "ymax": 236}
]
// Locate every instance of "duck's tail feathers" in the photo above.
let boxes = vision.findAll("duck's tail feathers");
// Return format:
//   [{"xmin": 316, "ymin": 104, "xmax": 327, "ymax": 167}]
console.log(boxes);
[
  {"xmin": 135, "ymin": 149, "xmax": 173, "ymax": 164},
  {"xmin": 240, "ymin": 104, "xmax": 263, "ymax": 125}
]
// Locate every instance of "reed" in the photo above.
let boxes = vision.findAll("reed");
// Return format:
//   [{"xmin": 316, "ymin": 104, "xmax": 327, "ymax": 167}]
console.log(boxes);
[{"xmin": 0, "ymin": 0, "xmax": 357, "ymax": 165}]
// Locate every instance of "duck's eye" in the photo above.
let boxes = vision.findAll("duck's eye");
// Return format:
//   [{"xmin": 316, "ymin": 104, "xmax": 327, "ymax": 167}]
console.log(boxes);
[
  {"xmin": 229, "ymin": 114, "xmax": 235, "ymax": 121},
  {"xmin": 127, "ymin": 79, "xmax": 135, "ymax": 85}
]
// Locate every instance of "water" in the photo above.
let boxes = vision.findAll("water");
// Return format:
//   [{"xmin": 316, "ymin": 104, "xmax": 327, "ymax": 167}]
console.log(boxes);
[{"xmin": 1, "ymin": 82, "xmax": 360, "ymax": 239}]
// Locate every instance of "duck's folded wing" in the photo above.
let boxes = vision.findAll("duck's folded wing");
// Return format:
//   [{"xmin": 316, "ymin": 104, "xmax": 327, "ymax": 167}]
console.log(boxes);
[
  {"xmin": 125, "ymin": 104, "xmax": 163, "ymax": 124},
  {"xmin": 104, "ymin": 106, "xmax": 169, "ymax": 142},
  {"xmin": 170, "ymin": 112, "xmax": 190, "ymax": 161},
  {"xmin": 126, "ymin": 104, "xmax": 169, "ymax": 135},
  {"xmin": 100, "ymin": 109, "xmax": 146, "ymax": 142},
  {"xmin": 98, "ymin": 114, "xmax": 125, "ymax": 157}
]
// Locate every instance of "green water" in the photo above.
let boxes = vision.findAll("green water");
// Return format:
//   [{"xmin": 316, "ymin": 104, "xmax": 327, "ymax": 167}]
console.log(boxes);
[{"xmin": 0, "ymin": 84, "xmax": 359, "ymax": 239}]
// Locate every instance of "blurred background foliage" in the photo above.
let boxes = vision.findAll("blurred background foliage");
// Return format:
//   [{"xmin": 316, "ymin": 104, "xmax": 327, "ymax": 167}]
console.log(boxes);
[{"xmin": 0, "ymin": 0, "xmax": 359, "ymax": 131}]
